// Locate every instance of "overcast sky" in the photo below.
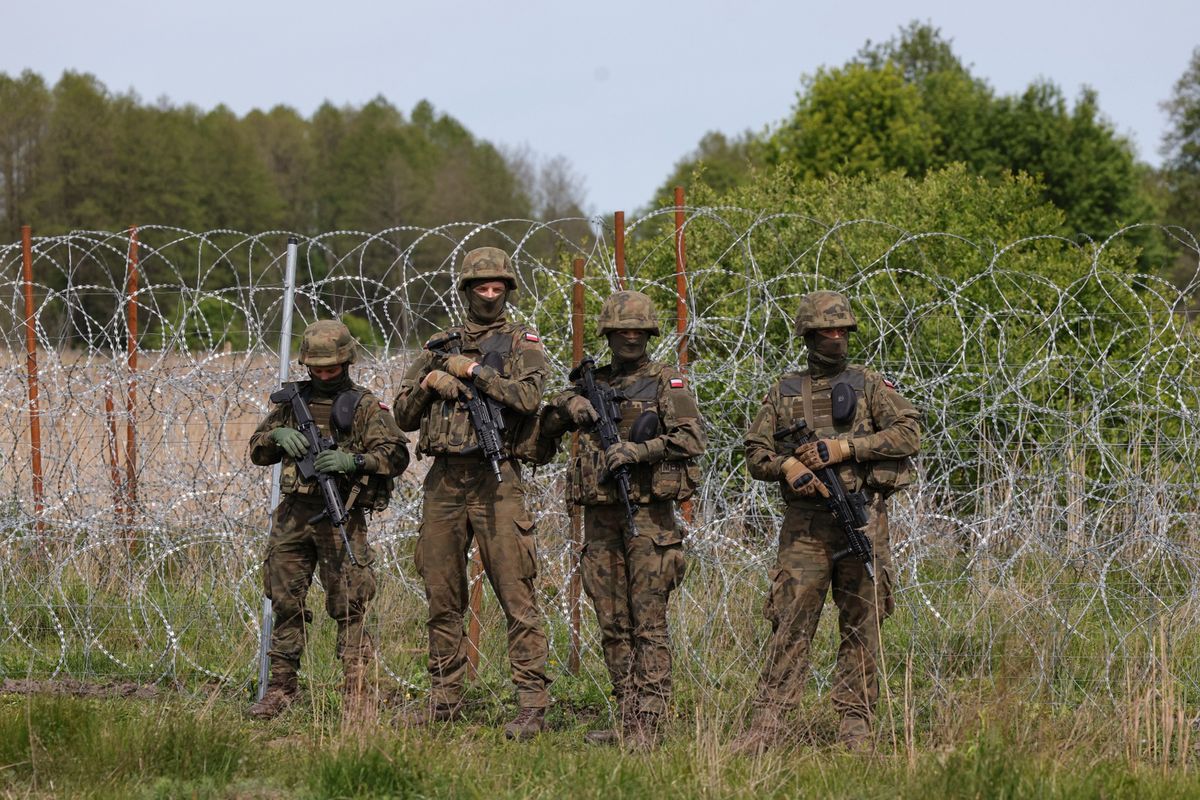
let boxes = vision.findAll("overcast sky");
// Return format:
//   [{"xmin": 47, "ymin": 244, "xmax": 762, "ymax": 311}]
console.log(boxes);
[{"xmin": 6, "ymin": 0, "xmax": 1198, "ymax": 217}]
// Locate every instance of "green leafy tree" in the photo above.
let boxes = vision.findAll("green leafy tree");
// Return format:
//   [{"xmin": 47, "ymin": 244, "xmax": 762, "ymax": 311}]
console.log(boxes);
[{"xmin": 1160, "ymin": 46, "xmax": 1200, "ymax": 286}]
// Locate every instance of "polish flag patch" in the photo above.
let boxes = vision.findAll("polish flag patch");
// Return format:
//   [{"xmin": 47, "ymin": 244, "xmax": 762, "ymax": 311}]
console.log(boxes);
[
  {"xmin": 883, "ymin": 378, "xmax": 897, "ymax": 390},
  {"xmin": 669, "ymin": 377, "xmax": 685, "ymax": 389},
  {"xmin": 379, "ymin": 401, "xmax": 391, "ymax": 411},
  {"xmin": 524, "ymin": 332, "xmax": 541, "ymax": 342}
]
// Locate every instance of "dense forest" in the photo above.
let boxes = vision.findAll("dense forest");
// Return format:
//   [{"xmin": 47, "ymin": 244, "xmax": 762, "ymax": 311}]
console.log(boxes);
[{"xmin": 1, "ymin": 23, "xmax": 1197, "ymax": 279}]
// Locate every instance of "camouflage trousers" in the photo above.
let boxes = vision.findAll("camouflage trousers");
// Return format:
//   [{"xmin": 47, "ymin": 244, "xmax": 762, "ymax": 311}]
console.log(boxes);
[
  {"xmin": 414, "ymin": 457, "xmax": 550, "ymax": 708},
  {"xmin": 263, "ymin": 495, "xmax": 377, "ymax": 673},
  {"xmin": 581, "ymin": 501, "xmax": 686, "ymax": 717},
  {"xmin": 751, "ymin": 493, "xmax": 894, "ymax": 722}
]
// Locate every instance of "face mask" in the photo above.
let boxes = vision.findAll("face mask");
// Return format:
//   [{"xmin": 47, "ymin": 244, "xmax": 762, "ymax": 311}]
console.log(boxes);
[
  {"xmin": 806, "ymin": 333, "xmax": 848, "ymax": 374},
  {"xmin": 608, "ymin": 331, "xmax": 649, "ymax": 364},
  {"xmin": 309, "ymin": 367, "xmax": 351, "ymax": 397},
  {"xmin": 466, "ymin": 287, "xmax": 507, "ymax": 323}
]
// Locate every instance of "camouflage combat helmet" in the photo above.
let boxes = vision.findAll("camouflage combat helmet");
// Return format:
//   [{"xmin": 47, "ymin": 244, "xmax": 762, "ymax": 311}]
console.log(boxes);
[
  {"xmin": 597, "ymin": 290, "xmax": 660, "ymax": 336},
  {"xmin": 456, "ymin": 246, "xmax": 518, "ymax": 292},
  {"xmin": 298, "ymin": 320, "xmax": 357, "ymax": 366},
  {"xmin": 794, "ymin": 290, "xmax": 857, "ymax": 336}
]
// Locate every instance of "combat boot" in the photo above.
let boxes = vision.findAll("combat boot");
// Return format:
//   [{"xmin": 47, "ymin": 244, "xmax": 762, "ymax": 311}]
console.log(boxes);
[
  {"xmin": 503, "ymin": 706, "xmax": 546, "ymax": 741},
  {"xmin": 729, "ymin": 708, "xmax": 784, "ymax": 757},
  {"xmin": 340, "ymin": 659, "xmax": 377, "ymax": 724},
  {"xmin": 584, "ymin": 695, "xmax": 635, "ymax": 746},
  {"xmin": 398, "ymin": 699, "xmax": 464, "ymax": 728},
  {"xmin": 248, "ymin": 663, "xmax": 298, "ymax": 721},
  {"xmin": 624, "ymin": 712, "xmax": 664, "ymax": 752},
  {"xmin": 837, "ymin": 712, "xmax": 873, "ymax": 752}
]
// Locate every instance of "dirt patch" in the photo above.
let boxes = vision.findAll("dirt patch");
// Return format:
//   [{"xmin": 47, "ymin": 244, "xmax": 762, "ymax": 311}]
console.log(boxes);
[{"xmin": 0, "ymin": 677, "xmax": 161, "ymax": 699}]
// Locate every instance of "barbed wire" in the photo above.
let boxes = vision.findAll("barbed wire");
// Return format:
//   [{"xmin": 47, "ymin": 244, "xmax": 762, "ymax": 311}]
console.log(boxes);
[{"xmin": 1, "ymin": 212, "xmax": 1198, "ymax": 722}]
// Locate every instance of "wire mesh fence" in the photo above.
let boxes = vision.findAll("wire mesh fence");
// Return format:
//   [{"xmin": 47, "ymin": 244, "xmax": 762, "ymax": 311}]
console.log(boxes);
[{"xmin": 1, "ymin": 212, "xmax": 1199, "ymax": 726}]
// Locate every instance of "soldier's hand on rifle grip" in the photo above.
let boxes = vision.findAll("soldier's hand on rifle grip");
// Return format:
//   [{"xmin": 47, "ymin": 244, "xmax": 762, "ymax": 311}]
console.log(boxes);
[
  {"xmin": 564, "ymin": 395, "xmax": 599, "ymax": 428},
  {"xmin": 796, "ymin": 438, "xmax": 852, "ymax": 470},
  {"xmin": 421, "ymin": 369, "xmax": 463, "ymax": 400},
  {"xmin": 605, "ymin": 441, "xmax": 644, "ymax": 471},
  {"xmin": 445, "ymin": 354, "xmax": 479, "ymax": 379},
  {"xmin": 269, "ymin": 426, "xmax": 308, "ymax": 458},
  {"xmin": 782, "ymin": 457, "xmax": 828, "ymax": 497},
  {"xmin": 315, "ymin": 450, "xmax": 356, "ymax": 474}
]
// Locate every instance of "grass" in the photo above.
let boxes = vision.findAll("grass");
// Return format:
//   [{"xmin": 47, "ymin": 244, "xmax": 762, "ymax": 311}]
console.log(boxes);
[{"xmin": 2, "ymin": 691, "xmax": 1200, "ymax": 799}]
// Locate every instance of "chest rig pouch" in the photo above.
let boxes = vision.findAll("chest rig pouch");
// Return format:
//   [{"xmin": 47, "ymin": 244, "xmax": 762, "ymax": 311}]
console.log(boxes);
[
  {"xmin": 778, "ymin": 372, "xmax": 867, "ymax": 502},
  {"xmin": 570, "ymin": 371, "xmax": 699, "ymax": 506},
  {"xmin": 419, "ymin": 328, "xmax": 521, "ymax": 458}
]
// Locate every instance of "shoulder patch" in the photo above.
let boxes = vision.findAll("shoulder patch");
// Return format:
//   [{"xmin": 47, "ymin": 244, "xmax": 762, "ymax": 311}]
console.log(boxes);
[
  {"xmin": 379, "ymin": 401, "xmax": 390, "ymax": 411},
  {"xmin": 524, "ymin": 332, "xmax": 541, "ymax": 342},
  {"xmin": 882, "ymin": 377, "xmax": 897, "ymax": 390},
  {"xmin": 669, "ymin": 377, "xmax": 685, "ymax": 389}
]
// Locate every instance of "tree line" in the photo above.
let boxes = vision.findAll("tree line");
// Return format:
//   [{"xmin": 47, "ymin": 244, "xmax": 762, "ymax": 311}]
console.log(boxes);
[{"xmin": 0, "ymin": 72, "xmax": 586, "ymax": 245}]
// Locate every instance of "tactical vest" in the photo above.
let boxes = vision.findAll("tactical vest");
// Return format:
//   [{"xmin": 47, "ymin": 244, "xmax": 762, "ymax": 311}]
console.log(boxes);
[
  {"xmin": 417, "ymin": 325, "xmax": 535, "ymax": 461},
  {"xmin": 570, "ymin": 364, "xmax": 700, "ymax": 506},
  {"xmin": 775, "ymin": 367, "xmax": 913, "ymax": 503},
  {"xmin": 278, "ymin": 382, "xmax": 394, "ymax": 511}
]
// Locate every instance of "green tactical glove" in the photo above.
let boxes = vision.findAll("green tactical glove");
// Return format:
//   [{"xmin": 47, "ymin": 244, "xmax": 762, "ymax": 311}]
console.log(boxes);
[
  {"xmin": 605, "ymin": 441, "xmax": 646, "ymax": 471},
  {"xmin": 314, "ymin": 449, "xmax": 357, "ymax": 474},
  {"xmin": 269, "ymin": 426, "xmax": 308, "ymax": 458}
]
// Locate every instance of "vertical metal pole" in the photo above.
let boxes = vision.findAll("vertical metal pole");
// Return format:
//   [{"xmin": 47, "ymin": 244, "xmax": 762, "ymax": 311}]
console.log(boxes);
[
  {"xmin": 672, "ymin": 188, "xmax": 688, "ymax": 371},
  {"xmin": 568, "ymin": 256, "xmax": 585, "ymax": 675},
  {"xmin": 125, "ymin": 227, "xmax": 140, "ymax": 531},
  {"xmin": 21, "ymin": 225, "xmax": 44, "ymax": 536},
  {"xmin": 257, "ymin": 236, "xmax": 300, "ymax": 700},
  {"xmin": 614, "ymin": 211, "xmax": 626, "ymax": 291},
  {"xmin": 105, "ymin": 382, "xmax": 124, "ymax": 521},
  {"xmin": 673, "ymin": 188, "xmax": 693, "ymax": 523},
  {"xmin": 466, "ymin": 549, "xmax": 483, "ymax": 679}
]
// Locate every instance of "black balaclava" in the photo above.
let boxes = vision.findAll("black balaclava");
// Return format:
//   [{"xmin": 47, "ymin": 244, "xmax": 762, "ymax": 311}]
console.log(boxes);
[
  {"xmin": 608, "ymin": 331, "xmax": 650, "ymax": 367},
  {"xmin": 805, "ymin": 333, "xmax": 849, "ymax": 376},
  {"xmin": 465, "ymin": 282, "xmax": 509, "ymax": 325},
  {"xmin": 309, "ymin": 365, "xmax": 353, "ymax": 398}
]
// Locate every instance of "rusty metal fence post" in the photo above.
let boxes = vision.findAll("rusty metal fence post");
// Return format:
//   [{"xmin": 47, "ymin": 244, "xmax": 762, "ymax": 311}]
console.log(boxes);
[
  {"xmin": 21, "ymin": 225, "xmax": 45, "ymax": 537},
  {"xmin": 673, "ymin": 188, "xmax": 694, "ymax": 523}
]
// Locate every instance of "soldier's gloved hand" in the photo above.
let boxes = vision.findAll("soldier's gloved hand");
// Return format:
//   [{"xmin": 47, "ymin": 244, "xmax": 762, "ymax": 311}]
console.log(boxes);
[
  {"xmin": 605, "ymin": 441, "xmax": 646, "ymax": 471},
  {"xmin": 421, "ymin": 369, "xmax": 462, "ymax": 400},
  {"xmin": 444, "ymin": 355, "xmax": 480, "ymax": 379},
  {"xmin": 269, "ymin": 426, "xmax": 308, "ymax": 458},
  {"xmin": 781, "ymin": 457, "xmax": 828, "ymax": 497},
  {"xmin": 796, "ymin": 438, "xmax": 852, "ymax": 470},
  {"xmin": 564, "ymin": 395, "xmax": 599, "ymax": 428},
  {"xmin": 315, "ymin": 449, "xmax": 356, "ymax": 474}
]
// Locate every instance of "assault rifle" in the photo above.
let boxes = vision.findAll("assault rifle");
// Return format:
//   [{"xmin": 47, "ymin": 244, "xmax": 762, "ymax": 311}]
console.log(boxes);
[
  {"xmin": 269, "ymin": 382, "xmax": 359, "ymax": 566},
  {"xmin": 425, "ymin": 332, "xmax": 507, "ymax": 482},
  {"xmin": 569, "ymin": 355, "xmax": 639, "ymax": 538},
  {"xmin": 774, "ymin": 420, "xmax": 874, "ymax": 579}
]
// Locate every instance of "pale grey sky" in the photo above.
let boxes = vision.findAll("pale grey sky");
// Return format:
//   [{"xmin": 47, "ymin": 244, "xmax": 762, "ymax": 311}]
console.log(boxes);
[{"xmin": 7, "ymin": 0, "xmax": 1198, "ymax": 216}]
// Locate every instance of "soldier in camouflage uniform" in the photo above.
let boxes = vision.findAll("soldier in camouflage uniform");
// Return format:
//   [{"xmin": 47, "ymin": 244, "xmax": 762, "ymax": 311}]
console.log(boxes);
[
  {"xmin": 541, "ymin": 291, "xmax": 706, "ymax": 750},
  {"xmin": 731, "ymin": 291, "xmax": 920, "ymax": 754},
  {"xmin": 392, "ymin": 246, "xmax": 552, "ymax": 740},
  {"xmin": 248, "ymin": 320, "xmax": 409, "ymax": 721}
]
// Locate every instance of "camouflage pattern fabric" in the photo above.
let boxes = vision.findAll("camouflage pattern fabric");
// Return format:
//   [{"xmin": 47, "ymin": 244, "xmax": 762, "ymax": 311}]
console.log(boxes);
[
  {"xmin": 456, "ymin": 246, "xmax": 518, "ymax": 291},
  {"xmin": 249, "ymin": 384, "xmax": 408, "ymax": 678},
  {"xmin": 743, "ymin": 361, "xmax": 919, "ymax": 727},
  {"xmin": 262, "ymin": 496, "xmax": 377, "ymax": 672},
  {"xmin": 412, "ymin": 458, "xmax": 550, "ymax": 708},
  {"xmin": 596, "ymin": 290, "xmax": 661, "ymax": 335},
  {"xmin": 793, "ymin": 290, "xmax": 858, "ymax": 336},
  {"xmin": 581, "ymin": 502, "xmax": 685, "ymax": 716},
  {"xmin": 394, "ymin": 313, "xmax": 551, "ymax": 710},
  {"xmin": 392, "ymin": 319, "xmax": 548, "ymax": 457},
  {"xmin": 546, "ymin": 355, "xmax": 706, "ymax": 717}
]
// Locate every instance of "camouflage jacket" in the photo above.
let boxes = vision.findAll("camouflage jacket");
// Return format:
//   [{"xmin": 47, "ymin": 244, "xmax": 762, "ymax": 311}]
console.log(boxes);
[
  {"xmin": 249, "ymin": 381, "xmax": 410, "ymax": 511},
  {"xmin": 745, "ymin": 364, "xmax": 920, "ymax": 505},
  {"xmin": 391, "ymin": 317, "xmax": 548, "ymax": 459},
  {"xmin": 546, "ymin": 357, "xmax": 706, "ymax": 506}
]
